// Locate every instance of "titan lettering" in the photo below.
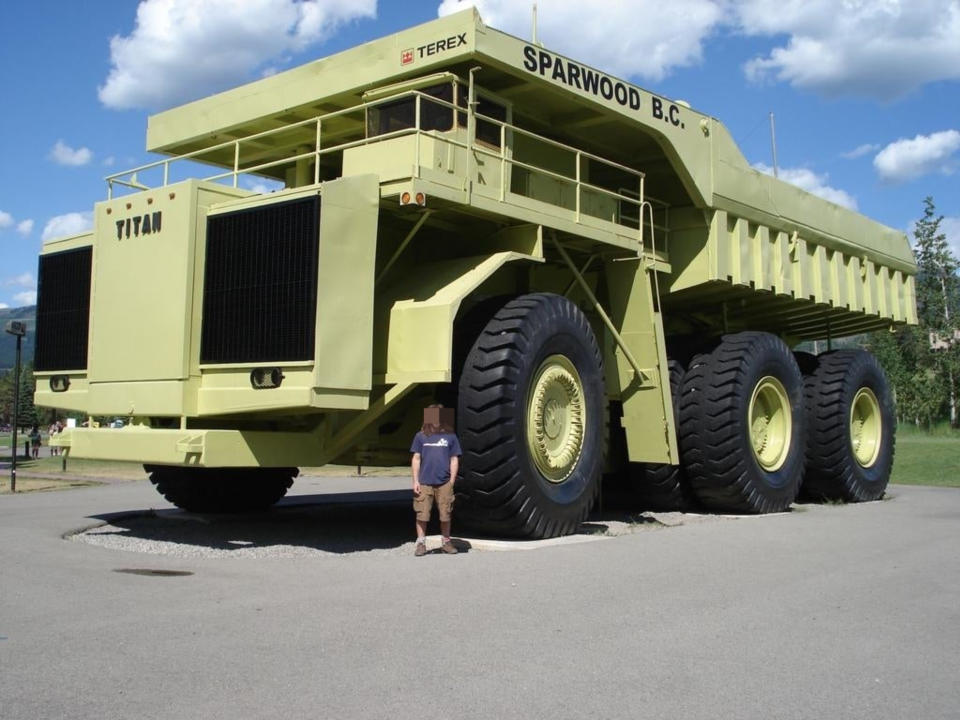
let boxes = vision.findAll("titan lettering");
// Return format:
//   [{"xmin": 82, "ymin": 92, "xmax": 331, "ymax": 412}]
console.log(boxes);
[
  {"xmin": 522, "ymin": 46, "xmax": 641, "ymax": 113},
  {"xmin": 116, "ymin": 211, "xmax": 162, "ymax": 240}
]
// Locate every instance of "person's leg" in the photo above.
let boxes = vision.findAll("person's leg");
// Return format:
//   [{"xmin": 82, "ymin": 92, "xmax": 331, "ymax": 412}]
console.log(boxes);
[
  {"xmin": 413, "ymin": 486, "xmax": 434, "ymax": 555},
  {"xmin": 438, "ymin": 483, "xmax": 457, "ymax": 553}
]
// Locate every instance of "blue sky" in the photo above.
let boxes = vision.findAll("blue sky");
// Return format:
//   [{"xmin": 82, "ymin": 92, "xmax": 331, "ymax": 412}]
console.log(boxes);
[{"xmin": 1, "ymin": 0, "xmax": 958, "ymax": 309}]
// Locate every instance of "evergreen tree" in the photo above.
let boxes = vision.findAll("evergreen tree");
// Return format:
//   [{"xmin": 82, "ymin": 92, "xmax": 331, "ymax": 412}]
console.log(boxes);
[
  {"xmin": 869, "ymin": 197, "xmax": 960, "ymax": 428},
  {"xmin": 0, "ymin": 368, "xmax": 11, "ymax": 425},
  {"xmin": 912, "ymin": 197, "xmax": 959, "ymax": 426},
  {"xmin": 17, "ymin": 363, "xmax": 39, "ymax": 429},
  {"xmin": 0, "ymin": 366, "xmax": 36, "ymax": 429},
  {"xmin": 867, "ymin": 328, "xmax": 908, "ymax": 421},
  {"xmin": 913, "ymin": 197, "xmax": 959, "ymax": 328}
]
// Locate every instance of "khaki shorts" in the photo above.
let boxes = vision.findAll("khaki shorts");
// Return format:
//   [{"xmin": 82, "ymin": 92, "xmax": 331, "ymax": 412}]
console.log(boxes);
[{"xmin": 414, "ymin": 481, "xmax": 454, "ymax": 522}]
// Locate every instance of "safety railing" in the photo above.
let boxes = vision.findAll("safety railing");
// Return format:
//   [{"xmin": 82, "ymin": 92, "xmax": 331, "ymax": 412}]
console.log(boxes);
[{"xmin": 105, "ymin": 83, "xmax": 662, "ymax": 249}]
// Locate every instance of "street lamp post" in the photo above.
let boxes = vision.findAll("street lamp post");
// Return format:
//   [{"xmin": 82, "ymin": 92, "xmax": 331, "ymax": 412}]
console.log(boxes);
[{"xmin": 5, "ymin": 320, "xmax": 27, "ymax": 493}]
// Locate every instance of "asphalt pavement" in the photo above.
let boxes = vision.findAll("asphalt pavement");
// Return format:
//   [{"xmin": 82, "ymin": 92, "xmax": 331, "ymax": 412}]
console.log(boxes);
[{"xmin": 1, "ymin": 477, "xmax": 958, "ymax": 719}]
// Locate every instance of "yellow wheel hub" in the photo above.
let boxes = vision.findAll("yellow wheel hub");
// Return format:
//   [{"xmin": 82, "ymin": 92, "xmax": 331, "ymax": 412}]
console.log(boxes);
[
  {"xmin": 850, "ymin": 387, "xmax": 882, "ymax": 467},
  {"xmin": 748, "ymin": 376, "xmax": 792, "ymax": 471},
  {"xmin": 527, "ymin": 354, "xmax": 586, "ymax": 483}
]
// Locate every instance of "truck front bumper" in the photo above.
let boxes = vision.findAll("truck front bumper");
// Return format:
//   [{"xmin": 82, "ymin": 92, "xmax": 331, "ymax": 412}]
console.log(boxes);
[{"xmin": 53, "ymin": 426, "xmax": 328, "ymax": 468}]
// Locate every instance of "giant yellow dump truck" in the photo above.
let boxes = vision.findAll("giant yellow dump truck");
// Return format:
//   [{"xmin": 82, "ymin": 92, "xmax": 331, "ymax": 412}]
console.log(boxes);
[{"xmin": 35, "ymin": 10, "xmax": 916, "ymax": 537}]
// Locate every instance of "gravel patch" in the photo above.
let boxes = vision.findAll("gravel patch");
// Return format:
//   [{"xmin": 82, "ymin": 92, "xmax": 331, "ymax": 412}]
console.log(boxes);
[{"xmin": 65, "ymin": 495, "xmax": 764, "ymax": 559}]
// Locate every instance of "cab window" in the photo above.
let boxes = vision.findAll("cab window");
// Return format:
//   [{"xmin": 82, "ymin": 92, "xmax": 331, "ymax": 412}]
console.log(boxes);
[
  {"xmin": 456, "ymin": 89, "xmax": 507, "ymax": 147},
  {"xmin": 367, "ymin": 83, "xmax": 454, "ymax": 137}
]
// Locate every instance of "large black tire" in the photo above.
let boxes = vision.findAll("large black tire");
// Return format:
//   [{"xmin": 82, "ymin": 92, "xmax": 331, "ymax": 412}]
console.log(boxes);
[
  {"xmin": 146, "ymin": 465, "xmax": 297, "ymax": 513},
  {"xmin": 802, "ymin": 350, "xmax": 895, "ymax": 501},
  {"xmin": 456, "ymin": 293, "xmax": 605, "ymax": 538},
  {"xmin": 793, "ymin": 350, "xmax": 819, "ymax": 376},
  {"xmin": 678, "ymin": 332, "xmax": 805, "ymax": 513},
  {"xmin": 634, "ymin": 359, "xmax": 694, "ymax": 511}
]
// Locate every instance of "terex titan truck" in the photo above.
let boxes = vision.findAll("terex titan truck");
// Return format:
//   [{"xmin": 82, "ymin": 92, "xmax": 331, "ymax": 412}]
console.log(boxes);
[{"xmin": 34, "ymin": 10, "xmax": 917, "ymax": 538}]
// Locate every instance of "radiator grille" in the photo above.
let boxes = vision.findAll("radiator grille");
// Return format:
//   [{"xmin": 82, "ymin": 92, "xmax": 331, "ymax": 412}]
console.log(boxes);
[
  {"xmin": 200, "ymin": 196, "xmax": 320, "ymax": 364},
  {"xmin": 34, "ymin": 247, "xmax": 93, "ymax": 371}
]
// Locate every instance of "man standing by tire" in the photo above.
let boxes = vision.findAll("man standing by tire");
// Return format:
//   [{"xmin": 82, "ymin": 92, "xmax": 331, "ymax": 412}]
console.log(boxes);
[{"xmin": 411, "ymin": 404, "xmax": 461, "ymax": 556}]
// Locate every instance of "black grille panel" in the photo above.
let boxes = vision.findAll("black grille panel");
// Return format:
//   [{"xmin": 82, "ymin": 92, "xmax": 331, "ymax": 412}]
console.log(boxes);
[
  {"xmin": 34, "ymin": 247, "xmax": 93, "ymax": 371},
  {"xmin": 200, "ymin": 196, "xmax": 320, "ymax": 364}
]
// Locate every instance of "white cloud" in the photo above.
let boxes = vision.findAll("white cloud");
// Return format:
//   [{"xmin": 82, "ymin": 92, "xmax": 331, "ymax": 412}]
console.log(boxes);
[
  {"xmin": 99, "ymin": 0, "xmax": 377, "ymax": 110},
  {"xmin": 243, "ymin": 177, "xmax": 284, "ymax": 194},
  {"xmin": 0, "ymin": 303, "xmax": 8, "ymax": 310},
  {"xmin": 873, "ymin": 130, "xmax": 960, "ymax": 182},
  {"xmin": 437, "ymin": 2, "xmax": 960, "ymax": 99},
  {"xmin": 753, "ymin": 162, "xmax": 857, "ymax": 210},
  {"xmin": 16, "ymin": 219, "xmax": 34, "ymax": 236},
  {"xmin": 3, "ymin": 273, "xmax": 34, "ymax": 288},
  {"xmin": 739, "ymin": 0, "xmax": 960, "ymax": 100},
  {"xmin": 50, "ymin": 140, "xmax": 93, "ymax": 166},
  {"xmin": 42, "ymin": 212, "xmax": 94, "ymax": 241},
  {"xmin": 102, "ymin": 156, "xmax": 116, "ymax": 167},
  {"xmin": 0, "ymin": 210, "xmax": 12, "ymax": 229},
  {"xmin": 841, "ymin": 143, "xmax": 880, "ymax": 160},
  {"xmin": 942, "ymin": 216, "xmax": 960, "ymax": 261},
  {"xmin": 439, "ymin": 0, "xmax": 725, "ymax": 81},
  {"xmin": 13, "ymin": 291, "xmax": 37, "ymax": 306}
]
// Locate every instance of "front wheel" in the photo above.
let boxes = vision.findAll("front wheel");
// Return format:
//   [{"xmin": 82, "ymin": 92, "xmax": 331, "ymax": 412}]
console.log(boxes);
[
  {"xmin": 146, "ymin": 465, "xmax": 297, "ymax": 513},
  {"xmin": 456, "ymin": 293, "xmax": 605, "ymax": 538}
]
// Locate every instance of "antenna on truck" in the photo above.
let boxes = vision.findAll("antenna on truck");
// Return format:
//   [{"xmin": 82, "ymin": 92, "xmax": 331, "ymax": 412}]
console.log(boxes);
[{"xmin": 769, "ymin": 111, "xmax": 779, "ymax": 178}]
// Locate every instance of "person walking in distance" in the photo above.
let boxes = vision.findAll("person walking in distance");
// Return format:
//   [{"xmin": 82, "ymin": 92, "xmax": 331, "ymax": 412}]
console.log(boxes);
[
  {"xmin": 411, "ymin": 404, "xmax": 462, "ymax": 556},
  {"xmin": 29, "ymin": 425, "xmax": 41, "ymax": 459}
]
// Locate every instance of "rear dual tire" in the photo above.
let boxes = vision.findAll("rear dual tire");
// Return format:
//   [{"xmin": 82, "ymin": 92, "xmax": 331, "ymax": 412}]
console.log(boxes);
[
  {"xmin": 801, "ymin": 350, "xmax": 895, "ymax": 502},
  {"xmin": 679, "ymin": 332, "xmax": 805, "ymax": 513}
]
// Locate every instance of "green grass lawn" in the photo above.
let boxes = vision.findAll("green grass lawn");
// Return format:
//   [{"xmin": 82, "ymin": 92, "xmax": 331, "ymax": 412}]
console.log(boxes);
[
  {"xmin": 0, "ymin": 453, "xmax": 147, "ymax": 479},
  {"xmin": 890, "ymin": 426, "xmax": 960, "ymax": 488}
]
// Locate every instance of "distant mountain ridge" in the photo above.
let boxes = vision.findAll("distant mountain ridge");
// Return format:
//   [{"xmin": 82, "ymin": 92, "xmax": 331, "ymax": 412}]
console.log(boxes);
[{"xmin": 0, "ymin": 305, "xmax": 36, "ymax": 370}]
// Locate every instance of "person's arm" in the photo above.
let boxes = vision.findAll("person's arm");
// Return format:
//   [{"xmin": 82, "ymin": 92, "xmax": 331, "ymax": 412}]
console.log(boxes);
[
  {"xmin": 411, "ymin": 453, "xmax": 421, "ymax": 495},
  {"xmin": 449, "ymin": 435, "xmax": 462, "ymax": 485}
]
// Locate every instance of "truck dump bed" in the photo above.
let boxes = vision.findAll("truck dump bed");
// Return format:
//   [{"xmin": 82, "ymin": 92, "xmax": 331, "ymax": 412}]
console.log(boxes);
[{"xmin": 142, "ymin": 8, "xmax": 916, "ymax": 340}]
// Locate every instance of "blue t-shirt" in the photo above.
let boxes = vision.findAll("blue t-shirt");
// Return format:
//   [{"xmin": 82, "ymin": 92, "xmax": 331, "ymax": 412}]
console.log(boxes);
[{"xmin": 410, "ymin": 431, "xmax": 462, "ymax": 486}]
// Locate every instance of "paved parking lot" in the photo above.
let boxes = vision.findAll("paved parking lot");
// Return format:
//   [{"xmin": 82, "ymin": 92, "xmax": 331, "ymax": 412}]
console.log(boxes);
[{"xmin": 1, "ymin": 478, "xmax": 958, "ymax": 719}]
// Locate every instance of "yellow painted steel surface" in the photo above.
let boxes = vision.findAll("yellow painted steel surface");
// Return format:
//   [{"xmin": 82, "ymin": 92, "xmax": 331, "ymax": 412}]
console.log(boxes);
[
  {"xmin": 85, "ymin": 181, "xmax": 250, "ymax": 417},
  {"xmin": 384, "ymin": 249, "xmax": 544, "ymax": 385},
  {"xmin": 851, "ymin": 387, "xmax": 882, "ymax": 468},
  {"xmin": 526, "ymin": 354, "xmax": 586, "ymax": 483},
  {"xmin": 604, "ymin": 259, "xmax": 677, "ymax": 465},
  {"xmin": 748, "ymin": 376, "xmax": 792, "ymax": 472},
  {"xmin": 666, "ymin": 208, "xmax": 916, "ymax": 338},
  {"xmin": 56, "ymin": 425, "xmax": 330, "ymax": 467}
]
